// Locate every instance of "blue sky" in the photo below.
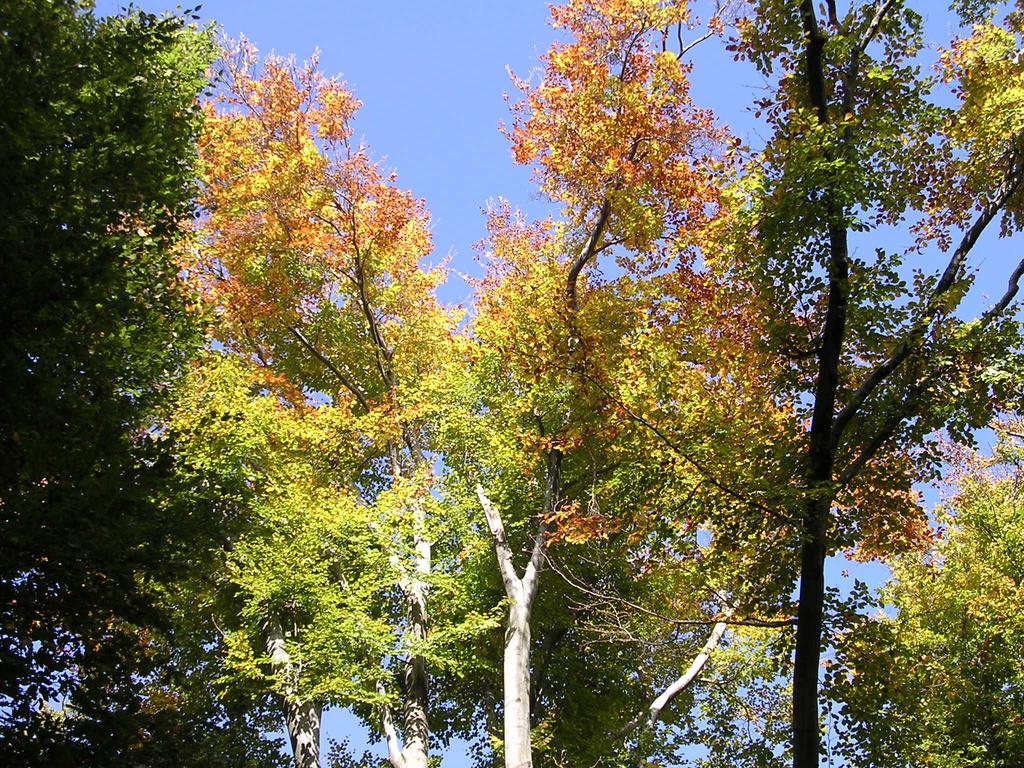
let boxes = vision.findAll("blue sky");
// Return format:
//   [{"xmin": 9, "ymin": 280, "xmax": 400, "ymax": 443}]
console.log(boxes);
[
  {"xmin": 92, "ymin": 1, "xmax": 1012, "ymax": 312},
  {"xmin": 92, "ymin": 1, "xmax": 1019, "ymax": 765}
]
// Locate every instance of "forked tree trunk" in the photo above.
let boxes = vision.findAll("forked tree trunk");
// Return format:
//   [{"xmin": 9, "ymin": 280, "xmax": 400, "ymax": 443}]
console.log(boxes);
[
  {"xmin": 265, "ymin": 615, "xmax": 323, "ymax": 768},
  {"xmin": 477, "ymin": 485, "xmax": 549, "ymax": 768}
]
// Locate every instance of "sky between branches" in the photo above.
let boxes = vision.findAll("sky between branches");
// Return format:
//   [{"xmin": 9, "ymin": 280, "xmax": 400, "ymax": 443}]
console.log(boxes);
[{"xmin": 90, "ymin": 2, "xmax": 1022, "ymax": 764}]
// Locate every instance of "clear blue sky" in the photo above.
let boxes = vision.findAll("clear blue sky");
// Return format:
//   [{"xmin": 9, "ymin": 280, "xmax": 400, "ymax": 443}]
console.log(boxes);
[
  {"xmin": 92, "ymin": 2, "xmax": 1019, "ymax": 765},
  {"xmin": 91, "ymin": 1, "xmax": 1010, "ymax": 315}
]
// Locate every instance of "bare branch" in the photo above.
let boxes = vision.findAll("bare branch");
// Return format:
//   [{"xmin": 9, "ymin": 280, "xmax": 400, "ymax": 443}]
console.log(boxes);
[
  {"xmin": 578, "ymin": 370, "xmax": 786, "ymax": 522},
  {"xmin": 825, "ymin": 0, "xmax": 841, "ymax": 30},
  {"xmin": 376, "ymin": 680, "xmax": 406, "ymax": 768},
  {"xmin": 523, "ymin": 450, "xmax": 560, "ymax": 605},
  {"xmin": 521, "ymin": 519, "xmax": 548, "ymax": 609},
  {"xmin": 477, "ymin": 485, "xmax": 524, "ymax": 601},
  {"xmin": 350, "ymin": 235, "xmax": 396, "ymax": 389},
  {"xmin": 286, "ymin": 324, "xmax": 371, "ymax": 411},
  {"xmin": 836, "ymin": 399, "xmax": 908, "ymax": 488},
  {"xmin": 544, "ymin": 553, "xmax": 794, "ymax": 629},
  {"xmin": 855, "ymin": 0, "xmax": 898, "ymax": 56},
  {"xmin": 645, "ymin": 614, "xmax": 732, "ymax": 728},
  {"xmin": 677, "ymin": 29, "xmax": 716, "ymax": 60}
]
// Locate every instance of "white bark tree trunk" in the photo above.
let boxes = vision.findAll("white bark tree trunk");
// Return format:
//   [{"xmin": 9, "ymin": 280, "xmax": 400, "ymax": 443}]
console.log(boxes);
[
  {"xmin": 401, "ymin": 517, "xmax": 431, "ymax": 768},
  {"xmin": 504, "ymin": 600, "xmax": 534, "ymax": 768},
  {"xmin": 265, "ymin": 616, "xmax": 323, "ymax": 768},
  {"xmin": 477, "ymin": 485, "xmax": 547, "ymax": 768}
]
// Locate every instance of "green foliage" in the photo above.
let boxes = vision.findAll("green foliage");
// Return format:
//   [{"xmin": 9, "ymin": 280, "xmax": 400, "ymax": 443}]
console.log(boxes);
[
  {"xmin": 0, "ymin": 0, "xmax": 286, "ymax": 761},
  {"xmin": 828, "ymin": 433, "xmax": 1024, "ymax": 767},
  {"xmin": 165, "ymin": 353, "xmax": 397, "ymax": 706}
]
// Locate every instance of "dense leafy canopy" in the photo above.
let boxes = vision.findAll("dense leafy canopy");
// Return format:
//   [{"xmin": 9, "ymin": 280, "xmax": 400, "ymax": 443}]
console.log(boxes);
[
  {"xmin": 4, "ymin": 1, "xmax": 1024, "ymax": 768},
  {"xmin": 0, "ymin": 1, "xmax": 286, "ymax": 764},
  {"xmin": 830, "ymin": 430, "xmax": 1024, "ymax": 767}
]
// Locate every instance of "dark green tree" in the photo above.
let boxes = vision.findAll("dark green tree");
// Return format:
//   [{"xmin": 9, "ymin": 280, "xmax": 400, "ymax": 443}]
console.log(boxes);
[{"xmin": 0, "ymin": 2, "xmax": 281, "ymax": 763}]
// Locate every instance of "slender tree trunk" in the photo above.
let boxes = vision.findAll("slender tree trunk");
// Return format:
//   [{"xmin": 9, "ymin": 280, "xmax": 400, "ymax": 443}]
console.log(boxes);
[
  {"xmin": 504, "ymin": 600, "xmax": 533, "ymax": 768},
  {"xmin": 265, "ymin": 615, "xmax": 323, "ymax": 768},
  {"xmin": 792, "ymin": 4, "xmax": 848, "ymax": 760},
  {"xmin": 477, "ymin": 485, "xmax": 549, "ymax": 768},
  {"xmin": 792, "ymin": 498, "xmax": 828, "ymax": 768},
  {"xmin": 402, "ymin": 513, "xmax": 431, "ymax": 768}
]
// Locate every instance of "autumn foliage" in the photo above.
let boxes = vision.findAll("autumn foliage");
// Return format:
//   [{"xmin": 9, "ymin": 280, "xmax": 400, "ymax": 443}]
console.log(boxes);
[{"xmin": 19, "ymin": 2, "xmax": 1024, "ymax": 768}]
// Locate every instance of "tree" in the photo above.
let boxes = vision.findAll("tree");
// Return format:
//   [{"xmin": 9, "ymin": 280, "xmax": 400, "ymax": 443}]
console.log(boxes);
[
  {"xmin": 194, "ymin": 43, "xmax": 490, "ymax": 768},
  {"xmin": 828, "ymin": 425, "xmax": 1024, "ymax": 767},
  {"xmin": 163, "ymin": 352, "xmax": 393, "ymax": 768},
  {"xmin": 0, "ymin": 2, "xmax": 274, "ymax": 762},
  {"xmin": 194, "ymin": 12, "xmax": 799, "ymax": 768},
  {"xmin": 464, "ymin": 3, "xmax": 801, "ymax": 765},
  {"xmin": 723, "ymin": 2, "xmax": 1024, "ymax": 765},
  {"xmin": 181, "ymin": 4, "xmax": 1024, "ymax": 767}
]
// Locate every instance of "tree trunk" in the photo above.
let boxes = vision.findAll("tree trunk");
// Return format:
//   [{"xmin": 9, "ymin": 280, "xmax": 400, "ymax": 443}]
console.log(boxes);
[
  {"xmin": 504, "ymin": 600, "xmax": 533, "ymax": 768},
  {"xmin": 477, "ymin": 485, "xmax": 548, "ymax": 768},
  {"xmin": 792, "ymin": 499, "xmax": 827, "ymax": 768},
  {"xmin": 283, "ymin": 697, "xmax": 323, "ymax": 768},
  {"xmin": 793, "ymin": 2, "xmax": 849, "ymax": 765},
  {"xmin": 402, "ymin": 529, "xmax": 431, "ymax": 768},
  {"xmin": 265, "ymin": 615, "xmax": 323, "ymax": 768}
]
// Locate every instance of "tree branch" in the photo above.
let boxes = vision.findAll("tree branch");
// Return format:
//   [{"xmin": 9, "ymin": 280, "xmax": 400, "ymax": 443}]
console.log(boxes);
[
  {"xmin": 530, "ymin": 627, "xmax": 568, "ymax": 724},
  {"xmin": 286, "ymin": 324, "xmax": 370, "ymax": 411},
  {"xmin": 376, "ymin": 680, "xmax": 406, "ymax": 768},
  {"xmin": 544, "ymin": 553, "xmax": 794, "ymax": 630},
  {"xmin": 578, "ymin": 368, "xmax": 786, "ymax": 522},
  {"xmin": 645, "ymin": 613, "xmax": 732, "ymax": 728},
  {"xmin": 523, "ymin": 450, "xmax": 560, "ymax": 606},
  {"xmin": 831, "ymin": 149, "xmax": 1024, "ymax": 447},
  {"xmin": 836, "ymin": 393, "xmax": 911, "ymax": 488},
  {"xmin": 980, "ymin": 256, "xmax": 1024, "ymax": 328},
  {"xmin": 567, "ymin": 199, "xmax": 612, "ymax": 311},
  {"xmin": 477, "ymin": 485, "xmax": 523, "ymax": 601},
  {"xmin": 350, "ymin": 236, "xmax": 396, "ymax": 389},
  {"xmin": 855, "ymin": 0, "xmax": 898, "ymax": 56}
]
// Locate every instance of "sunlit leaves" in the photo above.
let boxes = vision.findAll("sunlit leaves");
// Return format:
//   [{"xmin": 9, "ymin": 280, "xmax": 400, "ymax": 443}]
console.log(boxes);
[
  {"xmin": 505, "ymin": 0, "xmax": 724, "ymax": 255},
  {"xmin": 830, "ymin": 431, "xmax": 1024, "ymax": 766},
  {"xmin": 196, "ymin": 41, "xmax": 453, "ymax": 422}
]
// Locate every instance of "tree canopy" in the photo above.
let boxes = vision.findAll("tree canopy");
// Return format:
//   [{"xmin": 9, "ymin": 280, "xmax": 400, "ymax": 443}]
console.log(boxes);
[{"xmin": 4, "ymin": 2, "xmax": 1024, "ymax": 768}]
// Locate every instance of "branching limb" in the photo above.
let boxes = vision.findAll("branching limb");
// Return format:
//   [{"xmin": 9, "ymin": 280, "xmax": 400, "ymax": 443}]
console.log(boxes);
[
  {"xmin": 477, "ymin": 485, "xmax": 523, "ymax": 601},
  {"xmin": 645, "ymin": 613, "xmax": 732, "ymax": 728},
  {"xmin": 545, "ymin": 553, "xmax": 794, "ymax": 629},
  {"xmin": 286, "ymin": 324, "xmax": 371, "ymax": 411},
  {"xmin": 575, "ymin": 369, "xmax": 785, "ymax": 521},
  {"xmin": 377, "ymin": 680, "xmax": 406, "ymax": 768},
  {"xmin": 855, "ymin": 0, "xmax": 898, "ymax": 55},
  {"xmin": 980, "ymin": 256, "xmax": 1024, "ymax": 327},
  {"xmin": 836, "ymin": 396, "xmax": 910, "ymax": 488},
  {"xmin": 618, "ymin": 611, "xmax": 735, "ymax": 739},
  {"xmin": 832, "ymin": 149, "xmax": 1024, "ymax": 446},
  {"xmin": 523, "ymin": 450, "xmax": 560, "ymax": 606},
  {"xmin": 567, "ymin": 199, "xmax": 612, "ymax": 311}
]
